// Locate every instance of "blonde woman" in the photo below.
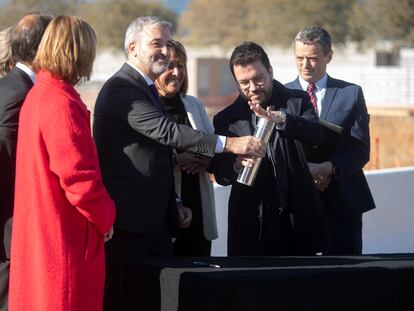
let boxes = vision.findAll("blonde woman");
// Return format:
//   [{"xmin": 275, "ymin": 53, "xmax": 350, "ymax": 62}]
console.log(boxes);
[
  {"xmin": 9, "ymin": 16, "xmax": 115, "ymax": 311},
  {"xmin": 155, "ymin": 40, "xmax": 218, "ymax": 256},
  {"xmin": 0, "ymin": 27, "xmax": 13, "ymax": 77}
]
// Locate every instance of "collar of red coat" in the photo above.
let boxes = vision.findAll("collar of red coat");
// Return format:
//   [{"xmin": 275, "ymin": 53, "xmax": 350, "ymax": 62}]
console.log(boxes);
[{"xmin": 36, "ymin": 70, "xmax": 89, "ymax": 116}]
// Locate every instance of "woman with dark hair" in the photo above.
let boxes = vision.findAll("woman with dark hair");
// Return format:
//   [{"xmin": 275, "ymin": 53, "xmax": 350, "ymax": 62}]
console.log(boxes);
[
  {"xmin": 9, "ymin": 16, "xmax": 115, "ymax": 311},
  {"xmin": 155, "ymin": 40, "xmax": 217, "ymax": 256}
]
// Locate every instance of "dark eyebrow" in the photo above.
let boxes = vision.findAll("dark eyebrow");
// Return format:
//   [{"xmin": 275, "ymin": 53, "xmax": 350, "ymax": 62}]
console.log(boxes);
[{"xmin": 151, "ymin": 38, "xmax": 163, "ymax": 43}]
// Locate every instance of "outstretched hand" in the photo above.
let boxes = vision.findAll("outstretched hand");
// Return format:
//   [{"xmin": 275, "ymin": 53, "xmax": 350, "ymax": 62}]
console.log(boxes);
[{"xmin": 249, "ymin": 103, "xmax": 285, "ymax": 124}]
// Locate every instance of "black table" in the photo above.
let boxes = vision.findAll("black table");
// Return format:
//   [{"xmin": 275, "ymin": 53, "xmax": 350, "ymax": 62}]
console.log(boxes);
[{"xmin": 120, "ymin": 254, "xmax": 414, "ymax": 311}]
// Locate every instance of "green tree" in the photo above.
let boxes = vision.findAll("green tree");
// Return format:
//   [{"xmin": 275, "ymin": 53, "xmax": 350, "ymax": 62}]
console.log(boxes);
[
  {"xmin": 0, "ymin": 0, "xmax": 78, "ymax": 28},
  {"xmin": 81, "ymin": 0, "xmax": 177, "ymax": 50},
  {"xmin": 179, "ymin": 0, "xmax": 358, "ymax": 48},
  {"xmin": 0, "ymin": 0, "xmax": 177, "ymax": 51},
  {"xmin": 350, "ymin": 0, "xmax": 414, "ymax": 48},
  {"xmin": 178, "ymin": 0, "xmax": 250, "ymax": 48}
]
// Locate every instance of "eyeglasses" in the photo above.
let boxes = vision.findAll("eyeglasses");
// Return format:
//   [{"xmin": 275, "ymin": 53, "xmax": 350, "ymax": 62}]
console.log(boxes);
[{"xmin": 238, "ymin": 75, "xmax": 266, "ymax": 90}]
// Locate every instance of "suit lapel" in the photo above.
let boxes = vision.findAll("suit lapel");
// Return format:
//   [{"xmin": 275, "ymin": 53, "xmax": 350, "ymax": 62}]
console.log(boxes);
[
  {"xmin": 13, "ymin": 66, "xmax": 34, "ymax": 89},
  {"xmin": 320, "ymin": 75, "xmax": 338, "ymax": 120},
  {"xmin": 230, "ymin": 97, "xmax": 255, "ymax": 136},
  {"xmin": 181, "ymin": 96, "xmax": 198, "ymax": 130},
  {"xmin": 290, "ymin": 77, "xmax": 302, "ymax": 90},
  {"xmin": 120, "ymin": 63, "xmax": 163, "ymax": 112}
]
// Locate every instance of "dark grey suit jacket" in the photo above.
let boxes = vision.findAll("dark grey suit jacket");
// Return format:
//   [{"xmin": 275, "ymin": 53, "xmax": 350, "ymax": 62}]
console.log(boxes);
[
  {"xmin": 0, "ymin": 67, "xmax": 33, "ymax": 260},
  {"xmin": 286, "ymin": 76, "xmax": 376, "ymax": 216},
  {"xmin": 93, "ymin": 63, "xmax": 218, "ymax": 235}
]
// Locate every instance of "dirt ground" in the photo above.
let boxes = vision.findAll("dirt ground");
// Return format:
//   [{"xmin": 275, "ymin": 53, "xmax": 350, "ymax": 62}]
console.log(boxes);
[{"xmin": 366, "ymin": 108, "xmax": 414, "ymax": 170}]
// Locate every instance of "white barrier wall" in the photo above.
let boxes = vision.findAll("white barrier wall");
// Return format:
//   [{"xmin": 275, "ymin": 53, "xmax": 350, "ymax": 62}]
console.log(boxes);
[
  {"xmin": 211, "ymin": 166, "xmax": 414, "ymax": 256},
  {"xmin": 363, "ymin": 167, "xmax": 414, "ymax": 254}
]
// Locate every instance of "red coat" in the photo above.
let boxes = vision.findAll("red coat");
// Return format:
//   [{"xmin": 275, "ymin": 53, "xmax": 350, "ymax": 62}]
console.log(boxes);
[{"xmin": 9, "ymin": 70, "xmax": 116, "ymax": 311}]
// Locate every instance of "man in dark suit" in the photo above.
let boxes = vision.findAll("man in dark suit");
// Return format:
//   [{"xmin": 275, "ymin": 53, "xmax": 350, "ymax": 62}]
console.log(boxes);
[
  {"xmin": 285, "ymin": 26, "xmax": 376, "ymax": 255},
  {"xmin": 93, "ymin": 16, "xmax": 265, "ymax": 310},
  {"xmin": 213, "ymin": 41, "xmax": 330, "ymax": 256},
  {"xmin": 0, "ymin": 13, "xmax": 52, "ymax": 311}
]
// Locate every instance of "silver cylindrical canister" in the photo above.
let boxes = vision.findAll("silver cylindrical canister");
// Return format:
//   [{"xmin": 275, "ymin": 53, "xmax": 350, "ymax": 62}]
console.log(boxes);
[{"xmin": 237, "ymin": 117, "xmax": 276, "ymax": 186}]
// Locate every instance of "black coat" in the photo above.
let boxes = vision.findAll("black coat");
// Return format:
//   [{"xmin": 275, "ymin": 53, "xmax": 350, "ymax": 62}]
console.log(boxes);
[
  {"xmin": 0, "ymin": 67, "xmax": 33, "ymax": 260},
  {"xmin": 93, "ymin": 63, "xmax": 218, "ymax": 235},
  {"xmin": 213, "ymin": 80, "xmax": 330, "ymax": 255}
]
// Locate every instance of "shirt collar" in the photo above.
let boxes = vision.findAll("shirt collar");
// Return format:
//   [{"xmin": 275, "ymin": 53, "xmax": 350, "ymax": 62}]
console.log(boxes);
[
  {"xmin": 126, "ymin": 61, "xmax": 154, "ymax": 86},
  {"xmin": 15, "ymin": 62, "xmax": 36, "ymax": 84},
  {"xmin": 298, "ymin": 73, "xmax": 328, "ymax": 92}
]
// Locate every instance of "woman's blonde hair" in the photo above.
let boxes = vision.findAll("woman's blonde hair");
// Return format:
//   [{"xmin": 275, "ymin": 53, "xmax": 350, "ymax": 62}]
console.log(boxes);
[
  {"xmin": 0, "ymin": 27, "xmax": 12, "ymax": 78},
  {"xmin": 33, "ymin": 15, "xmax": 96, "ymax": 85}
]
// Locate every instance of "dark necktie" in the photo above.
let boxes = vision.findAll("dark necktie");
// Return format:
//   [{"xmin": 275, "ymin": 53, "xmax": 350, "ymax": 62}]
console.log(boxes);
[
  {"xmin": 306, "ymin": 82, "xmax": 318, "ymax": 114},
  {"xmin": 149, "ymin": 84, "xmax": 165, "ymax": 113}
]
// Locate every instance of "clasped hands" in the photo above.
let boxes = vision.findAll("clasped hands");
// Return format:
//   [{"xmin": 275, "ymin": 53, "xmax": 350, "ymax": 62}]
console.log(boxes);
[
  {"xmin": 308, "ymin": 161, "xmax": 334, "ymax": 192},
  {"xmin": 175, "ymin": 152, "xmax": 211, "ymax": 174}
]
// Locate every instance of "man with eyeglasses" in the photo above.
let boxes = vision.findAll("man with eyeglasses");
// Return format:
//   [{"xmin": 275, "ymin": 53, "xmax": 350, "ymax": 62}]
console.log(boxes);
[{"xmin": 213, "ymin": 41, "xmax": 330, "ymax": 256}]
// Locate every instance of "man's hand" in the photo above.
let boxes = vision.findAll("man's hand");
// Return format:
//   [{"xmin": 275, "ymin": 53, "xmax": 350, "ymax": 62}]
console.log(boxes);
[
  {"xmin": 249, "ymin": 104, "xmax": 285, "ymax": 124},
  {"xmin": 178, "ymin": 205, "xmax": 192, "ymax": 228},
  {"xmin": 175, "ymin": 152, "xmax": 210, "ymax": 174},
  {"xmin": 104, "ymin": 226, "xmax": 114, "ymax": 243},
  {"xmin": 234, "ymin": 155, "xmax": 259, "ymax": 171},
  {"xmin": 224, "ymin": 136, "xmax": 266, "ymax": 158},
  {"xmin": 308, "ymin": 161, "xmax": 334, "ymax": 192}
]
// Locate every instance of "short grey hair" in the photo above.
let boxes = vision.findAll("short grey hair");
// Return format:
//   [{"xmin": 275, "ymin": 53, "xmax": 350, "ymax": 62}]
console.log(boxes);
[
  {"xmin": 124, "ymin": 16, "xmax": 172, "ymax": 54},
  {"xmin": 294, "ymin": 26, "xmax": 332, "ymax": 56}
]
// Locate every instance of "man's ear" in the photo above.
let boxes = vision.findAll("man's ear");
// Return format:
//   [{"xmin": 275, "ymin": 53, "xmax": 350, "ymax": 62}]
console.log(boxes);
[
  {"xmin": 128, "ymin": 42, "xmax": 137, "ymax": 57},
  {"xmin": 326, "ymin": 50, "xmax": 333, "ymax": 64},
  {"xmin": 269, "ymin": 65, "xmax": 273, "ymax": 79}
]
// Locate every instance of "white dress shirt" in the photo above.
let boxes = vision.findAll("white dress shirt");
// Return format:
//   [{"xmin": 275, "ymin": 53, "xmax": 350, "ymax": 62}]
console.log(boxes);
[
  {"xmin": 15, "ymin": 62, "xmax": 36, "ymax": 84},
  {"xmin": 299, "ymin": 74, "xmax": 328, "ymax": 117}
]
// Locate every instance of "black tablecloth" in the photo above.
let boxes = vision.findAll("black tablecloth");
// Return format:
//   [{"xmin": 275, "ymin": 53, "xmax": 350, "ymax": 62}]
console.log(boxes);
[{"xmin": 120, "ymin": 254, "xmax": 414, "ymax": 311}]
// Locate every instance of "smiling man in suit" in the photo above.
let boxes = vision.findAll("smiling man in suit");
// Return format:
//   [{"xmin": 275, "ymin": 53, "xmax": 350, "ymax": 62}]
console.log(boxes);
[
  {"xmin": 0, "ymin": 13, "xmax": 52, "ymax": 311},
  {"xmin": 93, "ymin": 16, "xmax": 265, "ymax": 310},
  {"xmin": 285, "ymin": 26, "xmax": 376, "ymax": 255}
]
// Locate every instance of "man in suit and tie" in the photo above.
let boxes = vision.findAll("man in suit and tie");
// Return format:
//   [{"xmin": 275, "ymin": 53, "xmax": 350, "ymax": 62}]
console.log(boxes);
[
  {"xmin": 0, "ymin": 13, "xmax": 52, "ymax": 310},
  {"xmin": 213, "ymin": 41, "xmax": 330, "ymax": 257},
  {"xmin": 286, "ymin": 26, "xmax": 376, "ymax": 255},
  {"xmin": 93, "ymin": 16, "xmax": 265, "ymax": 310}
]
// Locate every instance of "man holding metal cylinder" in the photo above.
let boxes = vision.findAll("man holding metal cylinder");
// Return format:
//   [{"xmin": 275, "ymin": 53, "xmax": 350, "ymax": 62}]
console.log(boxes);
[{"xmin": 213, "ymin": 41, "xmax": 330, "ymax": 256}]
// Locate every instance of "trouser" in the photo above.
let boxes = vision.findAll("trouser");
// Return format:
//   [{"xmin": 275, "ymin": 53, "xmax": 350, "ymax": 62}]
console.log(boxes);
[
  {"xmin": 325, "ymin": 206, "xmax": 363, "ymax": 255},
  {"xmin": 104, "ymin": 227, "xmax": 172, "ymax": 311}
]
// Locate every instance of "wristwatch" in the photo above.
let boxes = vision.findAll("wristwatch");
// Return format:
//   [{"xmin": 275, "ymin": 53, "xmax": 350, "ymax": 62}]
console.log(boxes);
[
  {"xmin": 176, "ymin": 196, "xmax": 184, "ymax": 208},
  {"xmin": 276, "ymin": 110, "xmax": 287, "ymax": 128}
]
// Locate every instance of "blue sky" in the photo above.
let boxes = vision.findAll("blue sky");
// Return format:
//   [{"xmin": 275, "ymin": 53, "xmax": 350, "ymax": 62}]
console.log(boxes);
[{"xmin": 162, "ymin": 0, "xmax": 189, "ymax": 14}]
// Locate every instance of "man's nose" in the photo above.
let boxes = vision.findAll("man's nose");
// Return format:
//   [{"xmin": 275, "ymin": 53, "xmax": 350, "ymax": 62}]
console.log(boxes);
[
  {"xmin": 161, "ymin": 45, "xmax": 169, "ymax": 56},
  {"xmin": 302, "ymin": 57, "xmax": 311, "ymax": 68},
  {"xmin": 249, "ymin": 80, "xmax": 258, "ymax": 91},
  {"xmin": 172, "ymin": 67, "xmax": 180, "ymax": 76}
]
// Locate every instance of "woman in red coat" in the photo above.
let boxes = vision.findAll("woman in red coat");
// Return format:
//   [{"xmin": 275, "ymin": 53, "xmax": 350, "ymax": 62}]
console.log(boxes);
[{"xmin": 9, "ymin": 16, "xmax": 116, "ymax": 311}]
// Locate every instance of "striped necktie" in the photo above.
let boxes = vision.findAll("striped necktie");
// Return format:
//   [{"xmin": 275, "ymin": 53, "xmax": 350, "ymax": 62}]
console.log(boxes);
[{"xmin": 306, "ymin": 82, "xmax": 318, "ymax": 114}]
